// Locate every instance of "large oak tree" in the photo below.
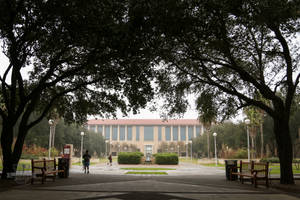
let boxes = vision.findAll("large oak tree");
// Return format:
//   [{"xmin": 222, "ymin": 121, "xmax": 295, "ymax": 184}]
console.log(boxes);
[
  {"xmin": 144, "ymin": 0, "xmax": 300, "ymax": 184},
  {"xmin": 0, "ymin": 0, "xmax": 156, "ymax": 179}
]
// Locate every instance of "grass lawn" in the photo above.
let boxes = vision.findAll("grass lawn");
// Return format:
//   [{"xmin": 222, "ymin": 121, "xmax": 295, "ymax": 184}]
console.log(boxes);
[
  {"xmin": 72, "ymin": 162, "xmax": 97, "ymax": 166},
  {"xmin": 269, "ymin": 164, "xmax": 300, "ymax": 175},
  {"xmin": 199, "ymin": 163, "xmax": 225, "ymax": 168},
  {"xmin": 179, "ymin": 157, "xmax": 199, "ymax": 164},
  {"xmin": 0, "ymin": 160, "xmax": 32, "ymax": 171},
  {"xmin": 125, "ymin": 171, "xmax": 168, "ymax": 175},
  {"xmin": 121, "ymin": 168, "xmax": 175, "ymax": 170}
]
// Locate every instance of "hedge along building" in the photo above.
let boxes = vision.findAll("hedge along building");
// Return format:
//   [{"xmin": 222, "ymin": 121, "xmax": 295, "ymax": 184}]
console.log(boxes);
[{"xmin": 87, "ymin": 119, "xmax": 204, "ymax": 157}]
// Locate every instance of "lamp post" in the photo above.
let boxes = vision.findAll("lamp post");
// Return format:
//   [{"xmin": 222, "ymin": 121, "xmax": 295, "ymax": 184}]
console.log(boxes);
[
  {"xmin": 189, "ymin": 141, "xmax": 193, "ymax": 160},
  {"xmin": 177, "ymin": 145, "xmax": 180, "ymax": 157},
  {"xmin": 80, "ymin": 131, "xmax": 84, "ymax": 165},
  {"xmin": 213, "ymin": 132, "xmax": 218, "ymax": 166},
  {"xmin": 185, "ymin": 141, "xmax": 188, "ymax": 159},
  {"xmin": 48, "ymin": 119, "xmax": 54, "ymax": 159},
  {"xmin": 105, "ymin": 140, "xmax": 108, "ymax": 156},
  {"xmin": 245, "ymin": 119, "xmax": 251, "ymax": 162}
]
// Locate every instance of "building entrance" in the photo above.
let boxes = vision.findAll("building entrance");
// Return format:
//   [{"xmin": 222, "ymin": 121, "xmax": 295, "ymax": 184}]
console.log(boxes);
[{"xmin": 145, "ymin": 145, "xmax": 152, "ymax": 162}]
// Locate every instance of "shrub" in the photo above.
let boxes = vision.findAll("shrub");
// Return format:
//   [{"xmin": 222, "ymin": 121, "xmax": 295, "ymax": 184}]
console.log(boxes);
[
  {"xmin": 232, "ymin": 149, "xmax": 248, "ymax": 159},
  {"xmin": 155, "ymin": 153, "xmax": 178, "ymax": 165},
  {"xmin": 118, "ymin": 152, "xmax": 143, "ymax": 164},
  {"xmin": 260, "ymin": 157, "xmax": 280, "ymax": 163}
]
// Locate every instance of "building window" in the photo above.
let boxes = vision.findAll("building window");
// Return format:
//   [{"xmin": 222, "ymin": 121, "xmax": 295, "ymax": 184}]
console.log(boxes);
[
  {"xmin": 136, "ymin": 126, "xmax": 140, "ymax": 141},
  {"xmin": 97, "ymin": 125, "xmax": 102, "ymax": 134},
  {"xmin": 144, "ymin": 126, "xmax": 154, "ymax": 141},
  {"xmin": 112, "ymin": 126, "xmax": 118, "ymax": 141},
  {"xmin": 165, "ymin": 126, "xmax": 171, "ymax": 141},
  {"xmin": 196, "ymin": 126, "xmax": 201, "ymax": 137},
  {"xmin": 89, "ymin": 125, "xmax": 96, "ymax": 132},
  {"xmin": 158, "ymin": 126, "xmax": 162, "ymax": 141},
  {"xmin": 173, "ymin": 126, "xmax": 178, "ymax": 141},
  {"xmin": 120, "ymin": 126, "xmax": 125, "ymax": 141},
  {"xmin": 188, "ymin": 126, "xmax": 193, "ymax": 140},
  {"xmin": 180, "ymin": 126, "xmax": 186, "ymax": 141},
  {"xmin": 127, "ymin": 126, "xmax": 132, "ymax": 140},
  {"xmin": 105, "ymin": 125, "xmax": 110, "ymax": 140}
]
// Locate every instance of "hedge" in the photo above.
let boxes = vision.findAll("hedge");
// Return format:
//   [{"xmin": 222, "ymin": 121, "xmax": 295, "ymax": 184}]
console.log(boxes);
[
  {"xmin": 260, "ymin": 157, "xmax": 280, "ymax": 163},
  {"xmin": 155, "ymin": 153, "xmax": 178, "ymax": 165},
  {"xmin": 118, "ymin": 152, "xmax": 143, "ymax": 164}
]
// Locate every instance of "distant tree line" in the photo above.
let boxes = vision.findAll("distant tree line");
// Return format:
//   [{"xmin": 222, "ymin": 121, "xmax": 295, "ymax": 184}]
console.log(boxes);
[
  {"xmin": 193, "ymin": 107, "xmax": 300, "ymax": 159},
  {"xmin": 0, "ymin": 115, "xmax": 105, "ymax": 158}
]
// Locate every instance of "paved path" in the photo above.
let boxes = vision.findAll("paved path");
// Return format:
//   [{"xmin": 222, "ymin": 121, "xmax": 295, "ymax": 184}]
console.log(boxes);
[{"xmin": 1, "ymin": 163, "xmax": 300, "ymax": 200}]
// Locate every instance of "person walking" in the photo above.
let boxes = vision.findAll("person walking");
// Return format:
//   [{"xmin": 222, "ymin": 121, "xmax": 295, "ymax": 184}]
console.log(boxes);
[
  {"xmin": 108, "ymin": 154, "xmax": 112, "ymax": 166},
  {"xmin": 82, "ymin": 150, "xmax": 91, "ymax": 174}
]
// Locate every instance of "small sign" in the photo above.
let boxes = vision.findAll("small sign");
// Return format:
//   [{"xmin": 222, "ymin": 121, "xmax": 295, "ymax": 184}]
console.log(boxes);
[{"xmin": 64, "ymin": 148, "xmax": 70, "ymax": 154}]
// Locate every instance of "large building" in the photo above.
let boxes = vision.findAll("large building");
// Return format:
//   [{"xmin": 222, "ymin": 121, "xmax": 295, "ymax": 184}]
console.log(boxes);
[{"xmin": 87, "ymin": 119, "xmax": 203, "ymax": 156}]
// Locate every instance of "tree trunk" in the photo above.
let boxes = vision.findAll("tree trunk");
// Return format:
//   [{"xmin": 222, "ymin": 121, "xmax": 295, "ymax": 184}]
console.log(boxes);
[
  {"xmin": 207, "ymin": 133, "xmax": 210, "ymax": 159},
  {"xmin": 1, "ymin": 123, "xmax": 27, "ymax": 179},
  {"xmin": 260, "ymin": 123, "xmax": 264, "ymax": 158},
  {"xmin": 273, "ymin": 117, "xmax": 294, "ymax": 184},
  {"xmin": 1, "ymin": 124, "xmax": 16, "ymax": 179}
]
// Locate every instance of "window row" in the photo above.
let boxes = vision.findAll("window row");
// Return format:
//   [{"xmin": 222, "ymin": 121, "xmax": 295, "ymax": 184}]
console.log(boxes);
[{"xmin": 89, "ymin": 125, "xmax": 202, "ymax": 141}]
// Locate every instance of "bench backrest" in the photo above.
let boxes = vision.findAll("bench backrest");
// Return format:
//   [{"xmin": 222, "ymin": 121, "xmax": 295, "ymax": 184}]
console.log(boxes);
[
  {"xmin": 31, "ymin": 158, "xmax": 57, "ymax": 172},
  {"xmin": 254, "ymin": 162, "xmax": 269, "ymax": 177},
  {"xmin": 239, "ymin": 161, "xmax": 253, "ymax": 173}
]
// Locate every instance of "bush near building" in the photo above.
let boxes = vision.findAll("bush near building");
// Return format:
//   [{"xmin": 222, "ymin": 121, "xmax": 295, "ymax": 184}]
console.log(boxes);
[
  {"xmin": 118, "ymin": 152, "xmax": 143, "ymax": 164},
  {"xmin": 155, "ymin": 153, "xmax": 178, "ymax": 165}
]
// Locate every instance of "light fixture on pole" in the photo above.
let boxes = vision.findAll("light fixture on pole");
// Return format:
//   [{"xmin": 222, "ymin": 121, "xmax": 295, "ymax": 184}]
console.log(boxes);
[
  {"xmin": 48, "ymin": 119, "xmax": 54, "ymax": 159},
  {"xmin": 189, "ymin": 141, "xmax": 193, "ymax": 160},
  {"xmin": 80, "ymin": 131, "xmax": 85, "ymax": 165},
  {"xmin": 245, "ymin": 119, "xmax": 251, "ymax": 162},
  {"xmin": 213, "ymin": 132, "xmax": 218, "ymax": 166},
  {"xmin": 177, "ymin": 145, "xmax": 180, "ymax": 157}
]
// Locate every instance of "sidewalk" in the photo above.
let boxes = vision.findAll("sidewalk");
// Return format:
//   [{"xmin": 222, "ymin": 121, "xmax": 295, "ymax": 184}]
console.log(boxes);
[{"xmin": 1, "ymin": 162, "xmax": 300, "ymax": 200}]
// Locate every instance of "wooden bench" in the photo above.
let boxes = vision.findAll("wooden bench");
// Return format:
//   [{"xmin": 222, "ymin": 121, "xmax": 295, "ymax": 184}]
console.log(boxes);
[
  {"xmin": 31, "ymin": 158, "xmax": 65, "ymax": 184},
  {"xmin": 230, "ymin": 160, "xmax": 269, "ymax": 188}
]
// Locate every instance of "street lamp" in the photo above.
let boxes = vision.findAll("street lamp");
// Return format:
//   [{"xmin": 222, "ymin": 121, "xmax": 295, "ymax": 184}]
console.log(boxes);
[
  {"xmin": 48, "ymin": 119, "xmax": 54, "ymax": 159},
  {"xmin": 189, "ymin": 141, "xmax": 193, "ymax": 160},
  {"xmin": 185, "ymin": 141, "xmax": 188, "ymax": 159},
  {"xmin": 80, "ymin": 131, "xmax": 85, "ymax": 165},
  {"xmin": 177, "ymin": 145, "xmax": 180, "ymax": 157},
  {"xmin": 105, "ymin": 140, "xmax": 109, "ymax": 156},
  {"xmin": 213, "ymin": 132, "xmax": 218, "ymax": 166},
  {"xmin": 245, "ymin": 119, "xmax": 251, "ymax": 162}
]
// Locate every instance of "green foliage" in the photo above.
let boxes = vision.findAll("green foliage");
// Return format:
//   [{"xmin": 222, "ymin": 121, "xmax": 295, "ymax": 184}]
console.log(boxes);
[
  {"xmin": 260, "ymin": 157, "xmax": 280, "ymax": 163},
  {"xmin": 117, "ymin": 152, "xmax": 143, "ymax": 164},
  {"xmin": 155, "ymin": 153, "xmax": 178, "ymax": 165},
  {"xmin": 24, "ymin": 118, "xmax": 106, "ymax": 157},
  {"xmin": 193, "ymin": 122, "xmax": 247, "ymax": 157},
  {"xmin": 232, "ymin": 149, "xmax": 248, "ymax": 159}
]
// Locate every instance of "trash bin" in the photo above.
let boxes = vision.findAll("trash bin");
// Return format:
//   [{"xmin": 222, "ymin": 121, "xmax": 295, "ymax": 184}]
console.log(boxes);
[
  {"xmin": 225, "ymin": 160, "xmax": 237, "ymax": 180},
  {"xmin": 58, "ymin": 158, "xmax": 70, "ymax": 178}
]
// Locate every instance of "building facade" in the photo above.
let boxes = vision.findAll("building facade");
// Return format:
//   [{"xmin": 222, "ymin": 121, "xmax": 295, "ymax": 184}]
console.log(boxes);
[{"xmin": 87, "ymin": 119, "xmax": 203, "ymax": 156}]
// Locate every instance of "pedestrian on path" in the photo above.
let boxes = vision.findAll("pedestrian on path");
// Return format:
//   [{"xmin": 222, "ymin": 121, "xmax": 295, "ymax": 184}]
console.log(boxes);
[
  {"xmin": 82, "ymin": 150, "xmax": 91, "ymax": 174},
  {"xmin": 108, "ymin": 154, "xmax": 112, "ymax": 166}
]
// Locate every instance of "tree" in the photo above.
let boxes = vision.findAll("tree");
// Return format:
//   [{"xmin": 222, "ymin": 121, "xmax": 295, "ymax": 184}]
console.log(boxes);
[
  {"xmin": 0, "ymin": 0, "xmax": 155, "ymax": 179},
  {"xmin": 197, "ymin": 91, "xmax": 218, "ymax": 159},
  {"xmin": 150, "ymin": 0, "xmax": 300, "ymax": 184}
]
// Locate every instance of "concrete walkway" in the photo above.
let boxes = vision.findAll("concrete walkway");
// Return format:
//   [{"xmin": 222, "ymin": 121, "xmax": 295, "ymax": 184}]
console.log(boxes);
[{"xmin": 1, "ymin": 163, "xmax": 300, "ymax": 200}]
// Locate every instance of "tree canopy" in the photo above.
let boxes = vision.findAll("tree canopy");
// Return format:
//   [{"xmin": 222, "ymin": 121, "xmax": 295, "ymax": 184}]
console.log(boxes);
[
  {"xmin": 144, "ymin": 0, "xmax": 300, "ymax": 184},
  {"xmin": 0, "ymin": 0, "xmax": 156, "ymax": 179}
]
